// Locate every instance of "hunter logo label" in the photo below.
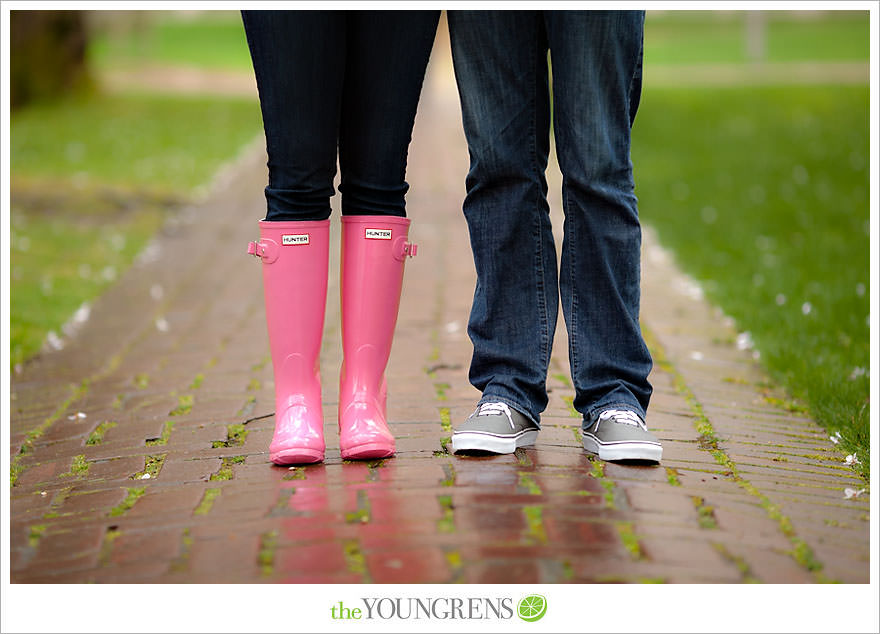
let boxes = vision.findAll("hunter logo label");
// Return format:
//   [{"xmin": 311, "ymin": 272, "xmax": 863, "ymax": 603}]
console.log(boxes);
[
  {"xmin": 365, "ymin": 228, "xmax": 392, "ymax": 240},
  {"xmin": 282, "ymin": 234, "xmax": 310, "ymax": 246}
]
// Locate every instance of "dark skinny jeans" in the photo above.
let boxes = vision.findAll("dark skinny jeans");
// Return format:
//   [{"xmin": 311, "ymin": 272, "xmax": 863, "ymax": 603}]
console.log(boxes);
[{"xmin": 242, "ymin": 10, "xmax": 440, "ymax": 221}]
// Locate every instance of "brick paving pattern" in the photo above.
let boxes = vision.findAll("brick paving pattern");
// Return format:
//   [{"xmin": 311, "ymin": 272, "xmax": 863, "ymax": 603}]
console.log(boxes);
[{"xmin": 9, "ymin": 38, "xmax": 870, "ymax": 584}]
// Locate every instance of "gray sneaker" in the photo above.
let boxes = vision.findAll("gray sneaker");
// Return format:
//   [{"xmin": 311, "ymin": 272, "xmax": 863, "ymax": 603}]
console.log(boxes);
[
  {"xmin": 452, "ymin": 402, "xmax": 539, "ymax": 454},
  {"xmin": 582, "ymin": 409, "xmax": 662, "ymax": 462}
]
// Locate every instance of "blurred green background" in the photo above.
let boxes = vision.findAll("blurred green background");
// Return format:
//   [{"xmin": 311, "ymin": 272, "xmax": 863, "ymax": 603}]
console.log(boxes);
[{"xmin": 7, "ymin": 10, "xmax": 871, "ymax": 479}]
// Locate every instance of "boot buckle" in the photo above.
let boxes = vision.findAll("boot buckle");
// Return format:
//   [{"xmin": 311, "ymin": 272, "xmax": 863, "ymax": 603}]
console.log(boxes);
[
  {"xmin": 393, "ymin": 237, "xmax": 418, "ymax": 261},
  {"xmin": 247, "ymin": 239, "xmax": 280, "ymax": 263}
]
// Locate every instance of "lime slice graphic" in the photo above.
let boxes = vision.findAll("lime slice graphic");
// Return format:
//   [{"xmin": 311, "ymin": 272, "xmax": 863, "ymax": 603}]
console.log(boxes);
[{"xmin": 517, "ymin": 594, "xmax": 547, "ymax": 622}]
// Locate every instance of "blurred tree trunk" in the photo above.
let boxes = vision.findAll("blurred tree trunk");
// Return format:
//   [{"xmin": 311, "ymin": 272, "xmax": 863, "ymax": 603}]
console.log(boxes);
[{"xmin": 10, "ymin": 10, "xmax": 92, "ymax": 109}]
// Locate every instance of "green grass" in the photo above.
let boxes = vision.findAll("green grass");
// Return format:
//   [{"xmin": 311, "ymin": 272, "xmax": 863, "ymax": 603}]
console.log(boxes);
[
  {"xmin": 633, "ymin": 84, "xmax": 869, "ymax": 476},
  {"xmin": 644, "ymin": 10, "xmax": 869, "ymax": 64},
  {"xmin": 11, "ymin": 93, "xmax": 261, "ymax": 192},
  {"xmin": 9, "ymin": 92, "xmax": 262, "ymax": 369},
  {"xmin": 89, "ymin": 11, "xmax": 253, "ymax": 71},
  {"xmin": 9, "ymin": 206, "xmax": 162, "ymax": 369}
]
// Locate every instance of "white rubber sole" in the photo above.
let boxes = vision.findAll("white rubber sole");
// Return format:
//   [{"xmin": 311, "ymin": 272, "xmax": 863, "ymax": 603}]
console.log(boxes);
[
  {"xmin": 451, "ymin": 429, "xmax": 538, "ymax": 454},
  {"xmin": 582, "ymin": 432, "xmax": 662, "ymax": 462}
]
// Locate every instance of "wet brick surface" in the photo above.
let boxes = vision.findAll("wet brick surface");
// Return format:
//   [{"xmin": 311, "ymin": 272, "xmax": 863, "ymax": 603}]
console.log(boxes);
[{"xmin": 9, "ymin": 34, "xmax": 869, "ymax": 585}]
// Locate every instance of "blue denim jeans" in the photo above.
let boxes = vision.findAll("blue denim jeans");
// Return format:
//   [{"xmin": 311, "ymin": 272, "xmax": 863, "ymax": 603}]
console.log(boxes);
[
  {"xmin": 448, "ymin": 10, "xmax": 653, "ymax": 427},
  {"xmin": 242, "ymin": 10, "xmax": 439, "ymax": 221}
]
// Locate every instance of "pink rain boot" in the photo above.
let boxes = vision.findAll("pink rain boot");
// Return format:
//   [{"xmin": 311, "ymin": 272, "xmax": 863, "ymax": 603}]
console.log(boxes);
[
  {"xmin": 339, "ymin": 215, "xmax": 417, "ymax": 459},
  {"xmin": 248, "ymin": 219, "xmax": 329, "ymax": 465}
]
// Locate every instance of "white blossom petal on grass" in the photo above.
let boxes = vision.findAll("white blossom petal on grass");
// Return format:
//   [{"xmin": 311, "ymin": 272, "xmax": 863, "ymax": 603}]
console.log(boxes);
[
  {"xmin": 830, "ymin": 431, "xmax": 842, "ymax": 444},
  {"xmin": 63, "ymin": 303, "xmax": 92, "ymax": 337},
  {"xmin": 844, "ymin": 454, "xmax": 861, "ymax": 466},
  {"xmin": 46, "ymin": 331, "xmax": 64, "ymax": 351},
  {"xmin": 849, "ymin": 367, "xmax": 866, "ymax": 381},
  {"xmin": 801, "ymin": 302, "xmax": 812, "ymax": 316},
  {"xmin": 775, "ymin": 294, "xmax": 787, "ymax": 306},
  {"xmin": 844, "ymin": 488, "xmax": 866, "ymax": 500},
  {"xmin": 139, "ymin": 473, "xmax": 152, "ymax": 480},
  {"xmin": 40, "ymin": 491, "xmax": 47, "ymax": 497},
  {"xmin": 674, "ymin": 276, "xmax": 704, "ymax": 301},
  {"xmin": 101, "ymin": 266, "xmax": 117, "ymax": 282},
  {"xmin": 67, "ymin": 412, "xmax": 87, "ymax": 421},
  {"xmin": 155, "ymin": 317, "xmax": 170, "ymax": 333},
  {"xmin": 736, "ymin": 332, "xmax": 754, "ymax": 351}
]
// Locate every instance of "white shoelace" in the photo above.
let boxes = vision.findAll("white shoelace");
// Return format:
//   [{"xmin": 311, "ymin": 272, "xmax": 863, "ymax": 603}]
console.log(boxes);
[
  {"xmin": 475, "ymin": 402, "xmax": 515, "ymax": 430},
  {"xmin": 597, "ymin": 409, "xmax": 647, "ymax": 431}
]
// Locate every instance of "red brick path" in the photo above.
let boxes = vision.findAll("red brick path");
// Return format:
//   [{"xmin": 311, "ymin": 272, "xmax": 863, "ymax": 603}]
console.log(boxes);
[{"xmin": 9, "ymin": 37, "xmax": 870, "ymax": 586}]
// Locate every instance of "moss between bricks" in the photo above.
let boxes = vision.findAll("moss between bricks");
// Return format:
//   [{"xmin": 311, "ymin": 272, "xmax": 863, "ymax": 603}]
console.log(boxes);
[
  {"xmin": 189, "ymin": 373, "xmax": 205, "ymax": 390},
  {"xmin": 131, "ymin": 454, "xmax": 166, "ymax": 480},
  {"xmin": 210, "ymin": 455, "xmax": 246, "ymax": 481},
  {"xmin": 343, "ymin": 539, "xmax": 369, "ymax": 580},
  {"xmin": 692, "ymin": 496, "xmax": 718, "ymax": 529},
  {"xmin": 345, "ymin": 489, "xmax": 371, "ymax": 524},
  {"xmin": 169, "ymin": 527, "xmax": 193, "ymax": 573},
  {"xmin": 616, "ymin": 521, "xmax": 642, "ymax": 561},
  {"xmin": 99, "ymin": 526, "xmax": 122, "ymax": 565},
  {"xmin": 561, "ymin": 395, "xmax": 579, "ymax": 418},
  {"xmin": 518, "ymin": 472, "xmax": 542, "ymax": 495},
  {"xmin": 258, "ymin": 530, "xmax": 278, "ymax": 576},
  {"xmin": 60, "ymin": 454, "xmax": 90, "ymax": 478},
  {"xmin": 28, "ymin": 524, "xmax": 47, "ymax": 548},
  {"xmin": 444, "ymin": 549, "xmax": 462, "ymax": 572},
  {"xmin": 642, "ymin": 324, "xmax": 830, "ymax": 581},
  {"xmin": 440, "ymin": 463, "xmax": 456, "ymax": 487},
  {"xmin": 109, "ymin": 487, "xmax": 146, "ymax": 517},
  {"xmin": 437, "ymin": 495, "xmax": 455, "ymax": 533},
  {"xmin": 712, "ymin": 542, "xmax": 760, "ymax": 583},
  {"xmin": 665, "ymin": 467, "xmax": 682, "ymax": 486},
  {"xmin": 514, "ymin": 448, "xmax": 533, "ymax": 468},
  {"xmin": 589, "ymin": 459, "xmax": 617, "ymax": 509},
  {"xmin": 212, "ymin": 423, "xmax": 249, "ymax": 449},
  {"xmin": 523, "ymin": 505, "xmax": 547, "ymax": 544},
  {"xmin": 194, "ymin": 487, "xmax": 221, "ymax": 515},
  {"xmin": 237, "ymin": 395, "xmax": 257, "ymax": 418},
  {"xmin": 366, "ymin": 460, "xmax": 385, "ymax": 482},
  {"xmin": 146, "ymin": 420, "xmax": 174, "ymax": 446},
  {"xmin": 86, "ymin": 421, "xmax": 117, "ymax": 446},
  {"xmin": 11, "ymin": 379, "xmax": 90, "ymax": 486},
  {"xmin": 43, "ymin": 486, "xmax": 73, "ymax": 519},
  {"xmin": 283, "ymin": 466, "xmax": 306, "ymax": 481},
  {"xmin": 169, "ymin": 394, "xmax": 194, "ymax": 417},
  {"xmin": 439, "ymin": 407, "xmax": 452, "ymax": 432}
]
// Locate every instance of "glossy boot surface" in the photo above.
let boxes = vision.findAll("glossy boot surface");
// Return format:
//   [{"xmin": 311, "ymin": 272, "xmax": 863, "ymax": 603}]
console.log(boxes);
[
  {"xmin": 249, "ymin": 219, "xmax": 329, "ymax": 464},
  {"xmin": 339, "ymin": 215, "xmax": 416, "ymax": 459}
]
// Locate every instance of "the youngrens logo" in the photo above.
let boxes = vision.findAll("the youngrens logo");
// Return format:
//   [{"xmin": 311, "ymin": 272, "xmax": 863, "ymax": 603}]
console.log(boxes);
[
  {"xmin": 517, "ymin": 594, "xmax": 547, "ymax": 622},
  {"xmin": 330, "ymin": 595, "xmax": 546, "ymax": 622},
  {"xmin": 365, "ymin": 228, "xmax": 392, "ymax": 240},
  {"xmin": 282, "ymin": 234, "xmax": 309, "ymax": 245}
]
